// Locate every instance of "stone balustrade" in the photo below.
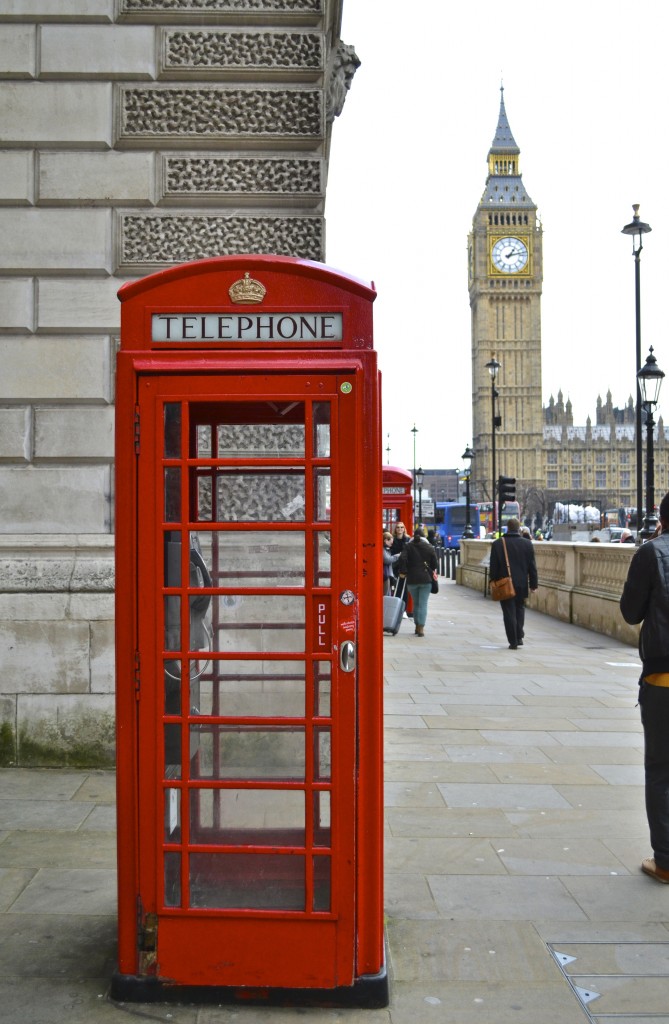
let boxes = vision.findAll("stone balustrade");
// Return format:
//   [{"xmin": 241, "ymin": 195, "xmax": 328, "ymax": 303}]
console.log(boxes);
[{"xmin": 456, "ymin": 539, "xmax": 640, "ymax": 647}]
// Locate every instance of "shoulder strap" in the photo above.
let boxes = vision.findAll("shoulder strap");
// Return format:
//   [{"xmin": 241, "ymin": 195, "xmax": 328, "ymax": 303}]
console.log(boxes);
[{"xmin": 501, "ymin": 537, "xmax": 511, "ymax": 575}]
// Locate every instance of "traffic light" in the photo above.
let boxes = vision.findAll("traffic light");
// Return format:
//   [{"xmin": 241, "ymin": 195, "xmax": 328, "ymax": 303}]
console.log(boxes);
[{"xmin": 498, "ymin": 476, "xmax": 516, "ymax": 504}]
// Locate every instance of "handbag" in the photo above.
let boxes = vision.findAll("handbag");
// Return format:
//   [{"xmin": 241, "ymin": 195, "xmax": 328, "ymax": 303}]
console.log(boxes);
[
  {"xmin": 490, "ymin": 538, "xmax": 516, "ymax": 601},
  {"xmin": 425, "ymin": 561, "xmax": 439, "ymax": 594}
]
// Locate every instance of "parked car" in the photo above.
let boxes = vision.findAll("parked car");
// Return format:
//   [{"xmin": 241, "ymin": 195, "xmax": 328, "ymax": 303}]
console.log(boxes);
[{"xmin": 594, "ymin": 527, "xmax": 626, "ymax": 543}]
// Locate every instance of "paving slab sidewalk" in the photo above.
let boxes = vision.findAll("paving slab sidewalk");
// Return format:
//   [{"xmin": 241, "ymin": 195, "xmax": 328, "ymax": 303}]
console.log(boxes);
[{"xmin": 1, "ymin": 581, "xmax": 666, "ymax": 1024}]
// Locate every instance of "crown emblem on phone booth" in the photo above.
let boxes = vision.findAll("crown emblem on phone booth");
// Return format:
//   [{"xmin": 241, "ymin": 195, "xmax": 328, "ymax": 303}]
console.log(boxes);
[{"xmin": 228, "ymin": 272, "xmax": 267, "ymax": 305}]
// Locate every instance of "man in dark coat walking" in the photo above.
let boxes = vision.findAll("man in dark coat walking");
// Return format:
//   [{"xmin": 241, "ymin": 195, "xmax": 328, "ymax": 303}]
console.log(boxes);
[
  {"xmin": 620, "ymin": 491, "xmax": 669, "ymax": 884},
  {"xmin": 489, "ymin": 517, "xmax": 538, "ymax": 649}
]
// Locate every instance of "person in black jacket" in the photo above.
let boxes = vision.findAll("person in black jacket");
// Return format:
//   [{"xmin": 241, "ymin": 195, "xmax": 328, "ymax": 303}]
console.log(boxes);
[
  {"xmin": 489, "ymin": 517, "xmax": 538, "ymax": 649},
  {"xmin": 396, "ymin": 528, "xmax": 438, "ymax": 637},
  {"xmin": 620, "ymin": 491, "xmax": 669, "ymax": 884}
]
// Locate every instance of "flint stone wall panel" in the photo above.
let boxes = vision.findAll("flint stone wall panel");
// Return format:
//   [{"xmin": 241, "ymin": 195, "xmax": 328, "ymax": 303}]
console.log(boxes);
[
  {"xmin": 118, "ymin": 212, "xmax": 323, "ymax": 269},
  {"xmin": 0, "ymin": 279, "xmax": 35, "ymax": 331},
  {"xmin": 0, "ymin": 210, "xmax": 111, "ymax": 273},
  {"xmin": 1, "ymin": 337, "xmax": 111, "ymax": 401},
  {"xmin": 117, "ymin": 86, "xmax": 322, "ymax": 146},
  {"xmin": 160, "ymin": 30, "xmax": 322, "ymax": 79},
  {"xmin": 40, "ymin": 26, "xmax": 156, "ymax": 79},
  {"xmin": 35, "ymin": 407, "xmax": 114, "ymax": 460},
  {"xmin": 0, "ymin": 1, "xmax": 114, "ymax": 21},
  {"xmin": 38, "ymin": 152, "xmax": 155, "ymax": 205},
  {"xmin": 0, "ymin": 153, "xmax": 34, "ymax": 204},
  {"xmin": 160, "ymin": 154, "xmax": 322, "ymax": 203},
  {"xmin": 37, "ymin": 278, "xmax": 126, "ymax": 332},
  {"xmin": 0, "ymin": 26, "xmax": 36, "ymax": 79},
  {"xmin": 0, "ymin": 83, "xmax": 112, "ymax": 147},
  {"xmin": 0, "ymin": 466, "xmax": 111, "ymax": 533},
  {"xmin": 0, "ymin": 408, "xmax": 30, "ymax": 462}
]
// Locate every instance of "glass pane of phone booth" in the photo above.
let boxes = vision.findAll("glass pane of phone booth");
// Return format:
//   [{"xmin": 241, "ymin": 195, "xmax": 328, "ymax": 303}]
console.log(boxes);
[{"xmin": 160, "ymin": 397, "xmax": 335, "ymax": 916}]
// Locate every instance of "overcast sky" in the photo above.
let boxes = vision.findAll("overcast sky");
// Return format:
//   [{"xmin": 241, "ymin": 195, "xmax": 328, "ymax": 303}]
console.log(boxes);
[{"xmin": 324, "ymin": 0, "xmax": 669, "ymax": 477}]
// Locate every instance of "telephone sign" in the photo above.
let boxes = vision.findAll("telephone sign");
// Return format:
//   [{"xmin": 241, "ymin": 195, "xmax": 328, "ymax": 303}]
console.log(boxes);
[
  {"xmin": 152, "ymin": 312, "xmax": 343, "ymax": 343},
  {"xmin": 112, "ymin": 256, "xmax": 387, "ymax": 1008}
]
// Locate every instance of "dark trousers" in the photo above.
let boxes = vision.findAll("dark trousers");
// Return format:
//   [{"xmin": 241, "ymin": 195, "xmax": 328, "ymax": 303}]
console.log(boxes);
[
  {"xmin": 639, "ymin": 681, "xmax": 669, "ymax": 869},
  {"xmin": 500, "ymin": 594, "xmax": 526, "ymax": 647}
]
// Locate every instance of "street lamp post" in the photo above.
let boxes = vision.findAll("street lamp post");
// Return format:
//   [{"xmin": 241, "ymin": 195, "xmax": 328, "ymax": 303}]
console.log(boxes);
[
  {"xmin": 637, "ymin": 347, "xmax": 665, "ymax": 540},
  {"xmin": 462, "ymin": 444, "xmax": 475, "ymax": 539},
  {"xmin": 416, "ymin": 465, "xmax": 424, "ymax": 526},
  {"xmin": 622, "ymin": 205, "xmax": 652, "ymax": 539},
  {"xmin": 485, "ymin": 356, "xmax": 501, "ymax": 533},
  {"xmin": 411, "ymin": 424, "xmax": 418, "ymax": 514}
]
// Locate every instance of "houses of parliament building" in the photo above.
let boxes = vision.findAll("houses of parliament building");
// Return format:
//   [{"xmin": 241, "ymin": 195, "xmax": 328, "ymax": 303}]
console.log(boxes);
[{"xmin": 469, "ymin": 89, "xmax": 667, "ymax": 519}]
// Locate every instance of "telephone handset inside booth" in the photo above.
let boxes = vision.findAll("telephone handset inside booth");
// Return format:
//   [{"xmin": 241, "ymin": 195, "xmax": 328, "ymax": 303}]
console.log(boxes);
[{"xmin": 164, "ymin": 533, "xmax": 212, "ymax": 717}]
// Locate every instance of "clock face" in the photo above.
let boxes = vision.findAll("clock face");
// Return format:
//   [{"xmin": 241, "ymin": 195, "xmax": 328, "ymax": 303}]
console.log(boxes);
[{"xmin": 491, "ymin": 236, "xmax": 529, "ymax": 273}]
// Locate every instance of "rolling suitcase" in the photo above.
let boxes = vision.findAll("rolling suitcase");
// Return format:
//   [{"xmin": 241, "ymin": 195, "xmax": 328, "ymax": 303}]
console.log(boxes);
[{"xmin": 383, "ymin": 577, "xmax": 406, "ymax": 635}]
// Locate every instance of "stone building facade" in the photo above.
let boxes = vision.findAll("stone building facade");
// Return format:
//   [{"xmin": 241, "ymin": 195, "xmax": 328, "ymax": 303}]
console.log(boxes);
[
  {"xmin": 0, "ymin": 0, "xmax": 356, "ymax": 765},
  {"xmin": 541, "ymin": 389, "xmax": 669, "ymax": 518}
]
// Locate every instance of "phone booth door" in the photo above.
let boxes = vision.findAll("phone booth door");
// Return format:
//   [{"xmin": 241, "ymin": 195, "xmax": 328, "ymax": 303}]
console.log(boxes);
[{"xmin": 135, "ymin": 370, "xmax": 358, "ymax": 991}]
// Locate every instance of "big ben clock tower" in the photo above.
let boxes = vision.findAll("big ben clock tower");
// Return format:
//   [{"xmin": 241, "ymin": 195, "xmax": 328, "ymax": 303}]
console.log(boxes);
[{"xmin": 469, "ymin": 87, "xmax": 543, "ymax": 508}]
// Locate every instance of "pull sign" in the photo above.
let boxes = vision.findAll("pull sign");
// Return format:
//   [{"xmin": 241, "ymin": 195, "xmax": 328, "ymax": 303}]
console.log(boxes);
[{"xmin": 313, "ymin": 596, "xmax": 331, "ymax": 653}]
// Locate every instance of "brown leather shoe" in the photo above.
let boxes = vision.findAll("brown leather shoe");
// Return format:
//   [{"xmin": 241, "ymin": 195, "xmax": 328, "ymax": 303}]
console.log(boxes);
[{"xmin": 641, "ymin": 858, "xmax": 669, "ymax": 883}]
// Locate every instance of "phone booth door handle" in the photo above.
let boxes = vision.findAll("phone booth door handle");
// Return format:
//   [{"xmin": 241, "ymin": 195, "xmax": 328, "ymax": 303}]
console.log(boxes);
[{"xmin": 339, "ymin": 641, "xmax": 356, "ymax": 673}]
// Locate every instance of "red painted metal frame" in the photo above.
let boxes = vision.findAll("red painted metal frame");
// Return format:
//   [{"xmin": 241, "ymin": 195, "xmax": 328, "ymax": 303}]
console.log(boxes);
[
  {"xmin": 114, "ymin": 256, "xmax": 384, "ymax": 1000},
  {"xmin": 382, "ymin": 465, "xmax": 414, "ymax": 534}
]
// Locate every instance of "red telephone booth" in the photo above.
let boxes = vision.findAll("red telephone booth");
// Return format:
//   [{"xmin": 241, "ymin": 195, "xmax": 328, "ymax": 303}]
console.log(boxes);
[
  {"xmin": 382, "ymin": 465, "xmax": 414, "ymax": 534},
  {"xmin": 112, "ymin": 256, "xmax": 387, "ymax": 1007}
]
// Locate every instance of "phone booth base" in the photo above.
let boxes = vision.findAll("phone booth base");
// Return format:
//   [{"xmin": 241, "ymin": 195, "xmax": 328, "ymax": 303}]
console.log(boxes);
[
  {"xmin": 113, "ymin": 256, "xmax": 387, "ymax": 1009},
  {"xmin": 110, "ymin": 964, "xmax": 388, "ymax": 1008}
]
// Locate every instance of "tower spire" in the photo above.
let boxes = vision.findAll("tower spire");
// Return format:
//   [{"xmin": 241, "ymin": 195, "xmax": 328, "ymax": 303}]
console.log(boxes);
[
  {"xmin": 491, "ymin": 82, "xmax": 519, "ymax": 153},
  {"xmin": 481, "ymin": 86, "xmax": 533, "ymax": 205}
]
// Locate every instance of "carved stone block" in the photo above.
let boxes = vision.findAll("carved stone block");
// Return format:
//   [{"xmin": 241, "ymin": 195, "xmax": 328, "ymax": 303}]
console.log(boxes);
[
  {"xmin": 118, "ymin": 85, "xmax": 321, "ymax": 143},
  {"xmin": 161, "ymin": 155, "xmax": 322, "ymax": 201},
  {"xmin": 117, "ymin": 212, "xmax": 324, "ymax": 268},
  {"xmin": 161, "ymin": 30, "xmax": 322, "ymax": 76}
]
